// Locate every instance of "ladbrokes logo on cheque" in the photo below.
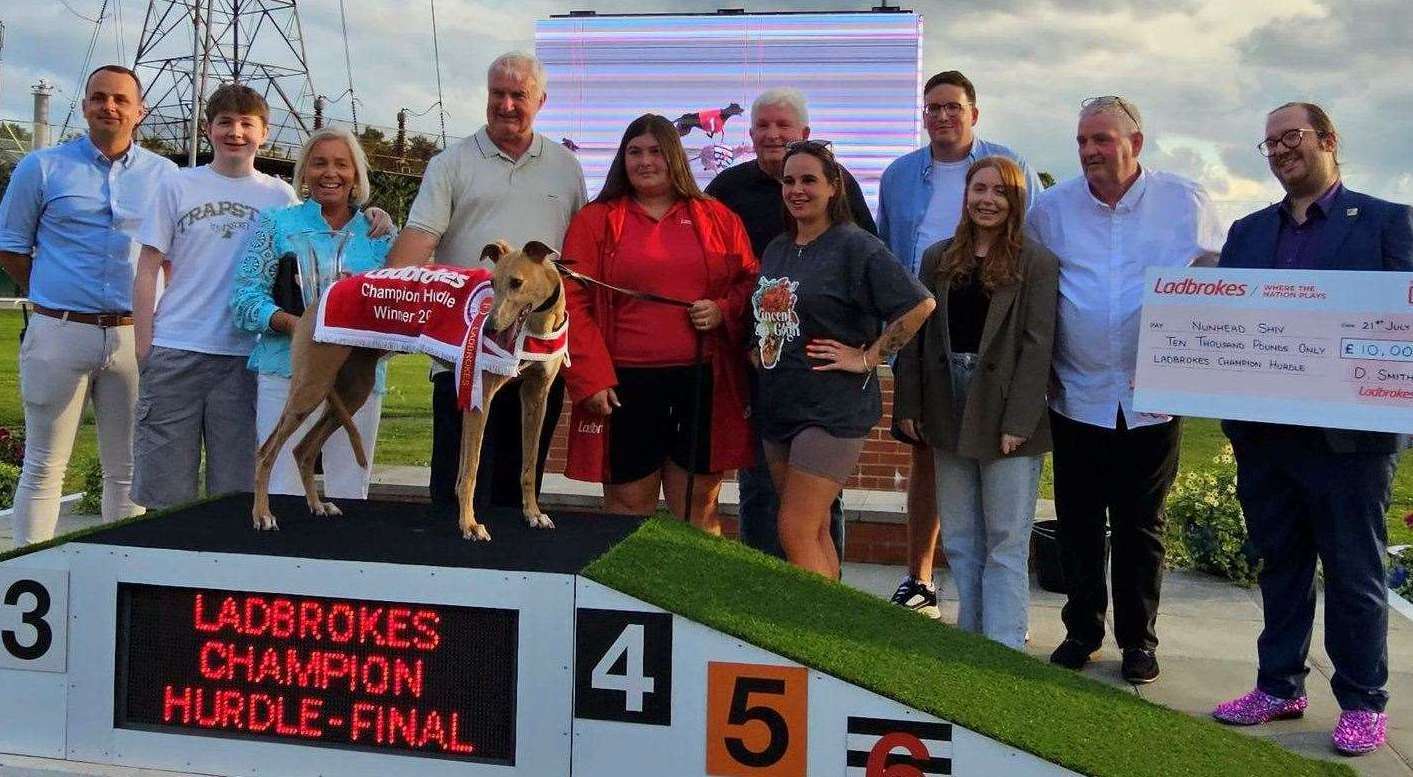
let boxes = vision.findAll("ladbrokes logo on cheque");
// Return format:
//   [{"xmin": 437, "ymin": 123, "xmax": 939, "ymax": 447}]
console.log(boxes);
[
  {"xmin": 752, "ymin": 277, "xmax": 800, "ymax": 369},
  {"xmin": 1152, "ymin": 276, "xmax": 1250, "ymax": 296}
]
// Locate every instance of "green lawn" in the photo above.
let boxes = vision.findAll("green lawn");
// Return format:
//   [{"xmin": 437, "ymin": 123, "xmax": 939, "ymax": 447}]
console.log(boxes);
[{"xmin": 1, "ymin": 308, "xmax": 1409, "ymax": 547}]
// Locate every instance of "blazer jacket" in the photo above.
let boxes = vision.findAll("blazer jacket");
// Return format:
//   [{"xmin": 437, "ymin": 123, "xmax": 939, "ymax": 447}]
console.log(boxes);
[
  {"xmin": 1219, "ymin": 185, "xmax": 1413, "ymax": 454},
  {"xmin": 894, "ymin": 236, "xmax": 1060, "ymax": 460}
]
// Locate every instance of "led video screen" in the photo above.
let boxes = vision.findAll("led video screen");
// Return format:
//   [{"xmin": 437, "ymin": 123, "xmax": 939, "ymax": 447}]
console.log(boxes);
[{"xmin": 535, "ymin": 11, "xmax": 924, "ymax": 217}]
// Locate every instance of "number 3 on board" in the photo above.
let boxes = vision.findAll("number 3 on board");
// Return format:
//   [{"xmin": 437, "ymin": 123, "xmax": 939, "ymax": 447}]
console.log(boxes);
[
  {"xmin": 706, "ymin": 662, "xmax": 808, "ymax": 777},
  {"xmin": 0, "ymin": 568, "xmax": 67, "ymax": 673}
]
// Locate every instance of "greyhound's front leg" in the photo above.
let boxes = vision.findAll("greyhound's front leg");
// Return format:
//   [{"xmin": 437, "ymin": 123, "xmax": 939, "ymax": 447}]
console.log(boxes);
[
  {"xmin": 518, "ymin": 369, "xmax": 556, "ymax": 529},
  {"xmin": 457, "ymin": 404, "xmax": 493, "ymax": 541}
]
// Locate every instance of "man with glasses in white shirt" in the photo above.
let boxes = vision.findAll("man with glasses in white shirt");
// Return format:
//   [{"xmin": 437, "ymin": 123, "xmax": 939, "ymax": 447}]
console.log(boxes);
[
  {"xmin": 1028, "ymin": 96, "xmax": 1222, "ymax": 683},
  {"xmin": 877, "ymin": 70, "xmax": 1041, "ymax": 619}
]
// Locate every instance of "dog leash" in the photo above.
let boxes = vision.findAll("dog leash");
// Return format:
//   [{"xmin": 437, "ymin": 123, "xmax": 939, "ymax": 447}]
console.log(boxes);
[
  {"xmin": 552, "ymin": 260, "xmax": 694, "ymax": 308},
  {"xmin": 550, "ymin": 258, "xmax": 707, "ymax": 527}
]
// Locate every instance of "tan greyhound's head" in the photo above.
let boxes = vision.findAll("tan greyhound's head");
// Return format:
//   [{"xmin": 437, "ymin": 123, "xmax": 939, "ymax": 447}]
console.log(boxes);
[{"xmin": 480, "ymin": 240, "xmax": 562, "ymax": 336}]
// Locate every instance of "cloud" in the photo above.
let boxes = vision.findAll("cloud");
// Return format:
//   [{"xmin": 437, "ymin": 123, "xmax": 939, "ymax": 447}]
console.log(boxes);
[
  {"xmin": 1232, "ymin": 0, "xmax": 1413, "ymax": 200},
  {"xmin": 2, "ymin": 0, "xmax": 1406, "ymax": 207}
]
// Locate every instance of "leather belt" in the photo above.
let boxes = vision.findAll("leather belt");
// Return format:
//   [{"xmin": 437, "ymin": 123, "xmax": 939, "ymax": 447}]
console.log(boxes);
[{"xmin": 31, "ymin": 305, "xmax": 134, "ymax": 327}]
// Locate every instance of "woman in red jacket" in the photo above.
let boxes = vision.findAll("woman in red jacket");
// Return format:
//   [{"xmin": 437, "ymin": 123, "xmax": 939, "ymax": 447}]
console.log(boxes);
[{"xmin": 561, "ymin": 114, "xmax": 758, "ymax": 533}]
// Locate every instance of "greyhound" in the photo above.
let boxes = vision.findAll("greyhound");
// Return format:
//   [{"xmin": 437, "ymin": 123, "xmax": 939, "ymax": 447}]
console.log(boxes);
[
  {"xmin": 251, "ymin": 240, "xmax": 567, "ymax": 542},
  {"xmin": 673, "ymin": 103, "xmax": 744, "ymax": 139}
]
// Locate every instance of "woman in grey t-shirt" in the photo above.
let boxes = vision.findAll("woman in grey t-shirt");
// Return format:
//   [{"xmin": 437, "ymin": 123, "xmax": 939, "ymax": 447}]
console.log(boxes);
[{"xmin": 751, "ymin": 141, "xmax": 934, "ymax": 578}]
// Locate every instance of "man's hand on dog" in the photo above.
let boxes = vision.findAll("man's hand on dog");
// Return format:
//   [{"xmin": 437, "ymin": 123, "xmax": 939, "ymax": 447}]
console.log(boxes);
[
  {"xmin": 689, "ymin": 299, "xmax": 723, "ymax": 331},
  {"xmin": 585, "ymin": 387, "xmax": 620, "ymax": 416}
]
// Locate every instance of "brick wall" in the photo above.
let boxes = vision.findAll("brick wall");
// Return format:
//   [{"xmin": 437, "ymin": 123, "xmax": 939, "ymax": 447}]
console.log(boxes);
[{"xmin": 546, "ymin": 369, "xmax": 916, "ymax": 492}]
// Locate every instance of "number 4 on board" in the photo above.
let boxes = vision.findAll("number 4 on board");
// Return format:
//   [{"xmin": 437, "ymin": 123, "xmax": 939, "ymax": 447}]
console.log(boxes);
[
  {"xmin": 592, "ymin": 624, "xmax": 654, "ymax": 711},
  {"xmin": 574, "ymin": 608, "xmax": 672, "ymax": 725}
]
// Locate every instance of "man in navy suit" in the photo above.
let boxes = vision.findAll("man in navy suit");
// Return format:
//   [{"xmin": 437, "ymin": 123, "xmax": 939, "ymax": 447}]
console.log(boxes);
[{"xmin": 1211, "ymin": 102, "xmax": 1413, "ymax": 756}]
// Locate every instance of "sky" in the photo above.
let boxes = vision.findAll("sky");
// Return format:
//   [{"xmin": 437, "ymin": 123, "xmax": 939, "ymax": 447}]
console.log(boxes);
[{"xmin": 3, "ymin": 0, "xmax": 1409, "ymax": 214}]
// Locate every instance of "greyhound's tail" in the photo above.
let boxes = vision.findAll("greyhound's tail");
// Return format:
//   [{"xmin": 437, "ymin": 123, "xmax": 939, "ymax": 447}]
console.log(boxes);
[{"xmin": 327, "ymin": 393, "xmax": 369, "ymax": 470}]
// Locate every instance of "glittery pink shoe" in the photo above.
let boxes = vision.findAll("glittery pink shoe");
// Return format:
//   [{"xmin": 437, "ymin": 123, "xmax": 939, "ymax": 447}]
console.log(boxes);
[
  {"xmin": 1332, "ymin": 710, "xmax": 1387, "ymax": 756},
  {"xmin": 1211, "ymin": 688, "xmax": 1308, "ymax": 725}
]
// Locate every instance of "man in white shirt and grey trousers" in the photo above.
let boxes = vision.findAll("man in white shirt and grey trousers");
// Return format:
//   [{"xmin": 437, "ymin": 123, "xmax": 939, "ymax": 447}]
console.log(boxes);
[{"xmin": 1028, "ymin": 96, "xmax": 1223, "ymax": 684}]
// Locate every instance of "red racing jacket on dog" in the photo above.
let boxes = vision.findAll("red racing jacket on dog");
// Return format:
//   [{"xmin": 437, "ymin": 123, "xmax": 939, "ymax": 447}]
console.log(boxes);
[{"xmin": 561, "ymin": 196, "xmax": 758, "ymax": 482}]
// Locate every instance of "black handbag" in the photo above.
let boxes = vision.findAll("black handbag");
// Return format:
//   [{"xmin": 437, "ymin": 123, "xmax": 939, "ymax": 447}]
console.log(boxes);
[{"xmin": 271, "ymin": 251, "xmax": 305, "ymax": 317}]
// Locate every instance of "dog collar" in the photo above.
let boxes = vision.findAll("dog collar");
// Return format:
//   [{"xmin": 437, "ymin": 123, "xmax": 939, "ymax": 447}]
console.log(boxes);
[{"xmin": 532, "ymin": 281, "xmax": 561, "ymax": 314}]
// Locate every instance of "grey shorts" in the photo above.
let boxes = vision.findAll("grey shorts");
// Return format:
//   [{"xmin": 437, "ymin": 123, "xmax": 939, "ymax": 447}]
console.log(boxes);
[
  {"xmin": 762, "ymin": 427, "xmax": 866, "ymax": 485},
  {"xmin": 132, "ymin": 347, "xmax": 257, "ymax": 509}
]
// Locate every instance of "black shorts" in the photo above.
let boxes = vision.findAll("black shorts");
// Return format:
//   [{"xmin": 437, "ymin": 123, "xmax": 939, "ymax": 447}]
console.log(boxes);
[{"xmin": 608, "ymin": 364, "xmax": 714, "ymax": 484}]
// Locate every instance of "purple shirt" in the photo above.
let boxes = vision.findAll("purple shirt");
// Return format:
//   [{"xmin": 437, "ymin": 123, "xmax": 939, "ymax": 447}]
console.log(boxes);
[{"xmin": 1275, "ymin": 181, "xmax": 1342, "ymax": 270}]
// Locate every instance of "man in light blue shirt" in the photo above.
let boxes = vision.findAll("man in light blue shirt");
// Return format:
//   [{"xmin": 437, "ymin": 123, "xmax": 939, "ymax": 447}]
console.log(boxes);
[
  {"xmin": 0, "ymin": 65, "xmax": 176, "ymax": 544},
  {"xmin": 876, "ymin": 70, "xmax": 1042, "ymax": 619}
]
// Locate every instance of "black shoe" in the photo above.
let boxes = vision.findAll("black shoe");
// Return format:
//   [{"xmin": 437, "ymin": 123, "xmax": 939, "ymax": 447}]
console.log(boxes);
[
  {"xmin": 1122, "ymin": 648, "xmax": 1159, "ymax": 684},
  {"xmin": 889, "ymin": 576, "xmax": 941, "ymax": 620},
  {"xmin": 1049, "ymin": 639, "xmax": 1101, "ymax": 670}
]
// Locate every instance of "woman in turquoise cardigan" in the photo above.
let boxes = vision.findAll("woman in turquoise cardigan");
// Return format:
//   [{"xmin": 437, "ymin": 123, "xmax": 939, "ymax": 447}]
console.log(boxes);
[{"xmin": 231, "ymin": 125, "xmax": 394, "ymax": 498}]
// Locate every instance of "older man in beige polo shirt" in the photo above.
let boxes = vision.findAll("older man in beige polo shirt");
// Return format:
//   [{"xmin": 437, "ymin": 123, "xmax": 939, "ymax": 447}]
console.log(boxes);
[{"xmin": 386, "ymin": 50, "xmax": 586, "ymax": 512}]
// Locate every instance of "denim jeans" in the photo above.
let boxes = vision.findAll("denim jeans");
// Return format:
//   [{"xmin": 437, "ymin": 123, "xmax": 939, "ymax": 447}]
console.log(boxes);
[{"xmin": 933, "ymin": 354, "xmax": 1042, "ymax": 648}]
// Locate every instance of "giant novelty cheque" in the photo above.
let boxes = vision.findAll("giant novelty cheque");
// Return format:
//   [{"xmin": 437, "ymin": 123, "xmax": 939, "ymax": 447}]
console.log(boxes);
[{"xmin": 1134, "ymin": 267, "xmax": 1413, "ymax": 433}]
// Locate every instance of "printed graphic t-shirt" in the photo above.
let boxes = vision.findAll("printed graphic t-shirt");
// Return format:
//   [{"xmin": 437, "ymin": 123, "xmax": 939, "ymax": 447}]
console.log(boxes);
[
  {"xmin": 752, "ymin": 222, "xmax": 931, "ymax": 440},
  {"xmin": 140, "ymin": 165, "xmax": 297, "ymax": 356}
]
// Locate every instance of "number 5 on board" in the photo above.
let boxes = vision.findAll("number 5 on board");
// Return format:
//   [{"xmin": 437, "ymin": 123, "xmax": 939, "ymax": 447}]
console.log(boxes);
[{"xmin": 706, "ymin": 662, "xmax": 807, "ymax": 777}]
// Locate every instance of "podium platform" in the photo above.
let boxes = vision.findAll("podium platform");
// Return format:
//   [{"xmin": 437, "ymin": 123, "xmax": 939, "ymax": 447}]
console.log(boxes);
[{"xmin": 0, "ymin": 496, "xmax": 1351, "ymax": 776}]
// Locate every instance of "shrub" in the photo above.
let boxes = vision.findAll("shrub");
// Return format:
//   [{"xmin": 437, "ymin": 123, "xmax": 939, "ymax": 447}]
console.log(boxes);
[
  {"xmin": 74, "ymin": 455, "xmax": 103, "ymax": 516},
  {"xmin": 1390, "ymin": 547, "xmax": 1413, "ymax": 602},
  {"xmin": 0, "ymin": 426, "xmax": 25, "ymax": 466},
  {"xmin": 1164, "ymin": 445, "xmax": 1260, "ymax": 586},
  {"xmin": 0, "ymin": 462, "xmax": 18, "ymax": 510}
]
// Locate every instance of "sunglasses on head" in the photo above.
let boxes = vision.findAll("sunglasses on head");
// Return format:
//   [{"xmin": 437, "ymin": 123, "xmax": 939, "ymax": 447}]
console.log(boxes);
[{"xmin": 1081, "ymin": 95, "xmax": 1140, "ymax": 130}]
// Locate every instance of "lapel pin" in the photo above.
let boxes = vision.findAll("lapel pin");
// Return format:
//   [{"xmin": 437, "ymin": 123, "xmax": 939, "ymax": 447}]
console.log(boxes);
[{"xmin": 1347, "ymin": 207, "xmax": 1359, "ymax": 217}]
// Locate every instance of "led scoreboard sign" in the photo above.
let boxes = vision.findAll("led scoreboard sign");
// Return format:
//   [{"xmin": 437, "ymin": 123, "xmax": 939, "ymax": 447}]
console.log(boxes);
[{"xmin": 114, "ymin": 584, "xmax": 518, "ymax": 763}]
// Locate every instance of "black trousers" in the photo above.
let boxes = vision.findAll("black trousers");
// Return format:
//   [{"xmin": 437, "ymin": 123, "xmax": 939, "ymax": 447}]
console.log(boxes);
[
  {"xmin": 1050, "ymin": 410, "xmax": 1181, "ymax": 651},
  {"xmin": 1230, "ymin": 431, "xmax": 1393, "ymax": 712},
  {"xmin": 429, "ymin": 371, "xmax": 565, "ymax": 510}
]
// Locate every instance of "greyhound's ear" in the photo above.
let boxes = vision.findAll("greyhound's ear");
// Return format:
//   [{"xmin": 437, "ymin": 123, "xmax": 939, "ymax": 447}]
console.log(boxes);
[
  {"xmin": 480, "ymin": 241, "xmax": 513, "ymax": 264},
  {"xmin": 522, "ymin": 240, "xmax": 559, "ymax": 263}
]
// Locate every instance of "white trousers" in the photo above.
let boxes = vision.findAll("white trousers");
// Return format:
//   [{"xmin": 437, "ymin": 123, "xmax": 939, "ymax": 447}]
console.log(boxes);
[
  {"xmin": 254, "ymin": 373, "xmax": 382, "ymax": 499},
  {"xmin": 13, "ymin": 314, "xmax": 144, "ymax": 545}
]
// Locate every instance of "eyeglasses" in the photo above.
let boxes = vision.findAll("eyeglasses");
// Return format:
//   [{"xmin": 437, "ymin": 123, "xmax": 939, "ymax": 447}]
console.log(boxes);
[
  {"xmin": 1257, "ymin": 128, "xmax": 1326, "ymax": 157},
  {"xmin": 922, "ymin": 102, "xmax": 967, "ymax": 118},
  {"xmin": 1081, "ymin": 95, "xmax": 1141, "ymax": 131}
]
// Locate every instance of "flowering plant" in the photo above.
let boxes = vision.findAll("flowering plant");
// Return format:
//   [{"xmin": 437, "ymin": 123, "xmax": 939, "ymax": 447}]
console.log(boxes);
[
  {"xmin": 1390, "ymin": 546, "xmax": 1413, "ymax": 602},
  {"xmin": 1164, "ymin": 445, "xmax": 1260, "ymax": 586},
  {"xmin": 0, "ymin": 426, "xmax": 24, "ymax": 466}
]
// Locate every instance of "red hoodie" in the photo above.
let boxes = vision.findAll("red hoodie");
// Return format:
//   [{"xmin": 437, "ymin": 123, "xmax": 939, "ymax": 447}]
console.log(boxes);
[{"xmin": 560, "ymin": 196, "xmax": 759, "ymax": 482}]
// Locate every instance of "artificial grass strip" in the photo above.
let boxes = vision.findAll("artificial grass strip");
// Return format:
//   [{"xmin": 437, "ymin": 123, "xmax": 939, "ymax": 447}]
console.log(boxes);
[{"xmin": 584, "ymin": 518, "xmax": 1353, "ymax": 777}]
